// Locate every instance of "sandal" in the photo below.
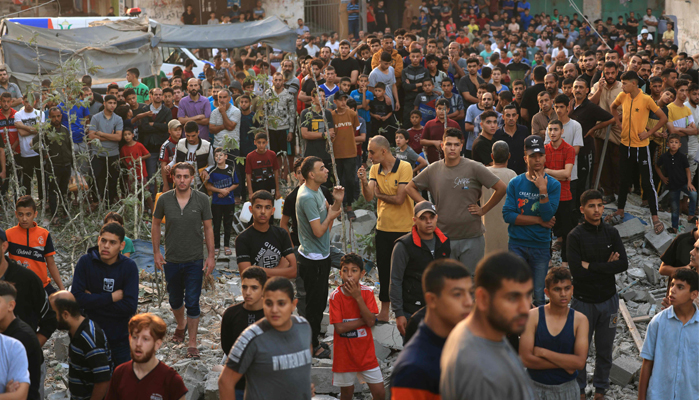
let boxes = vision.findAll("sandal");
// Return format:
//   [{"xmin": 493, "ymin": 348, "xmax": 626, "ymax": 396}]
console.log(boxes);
[
  {"xmin": 653, "ymin": 219, "xmax": 665, "ymax": 235},
  {"xmin": 224, "ymin": 247, "xmax": 233, "ymax": 256},
  {"xmin": 172, "ymin": 327, "xmax": 186, "ymax": 343},
  {"xmin": 186, "ymin": 346, "xmax": 200, "ymax": 359},
  {"xmin": 313, "ymin": 345, "xmax": 331, "ymax": 359}
]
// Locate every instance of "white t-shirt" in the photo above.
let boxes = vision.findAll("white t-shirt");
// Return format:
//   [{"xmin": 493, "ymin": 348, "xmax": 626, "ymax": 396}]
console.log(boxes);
[
  {"xmin": 15, "ymin": 107, "xmax": 44, "ymax": 157},
  {"xmin": 325, "ymin": 40, "xmax": 340, "ymax": 53},
  {"xmin": 305, "ymin": 44, "xmax": 320, "ymax": 57},
  {"xmin": 545, "ymin": 118, "xmax": 584, "ymax": 181},
  {"xmin": 684, "ymin": 101, "xmax": 699, "ymax": 165}
]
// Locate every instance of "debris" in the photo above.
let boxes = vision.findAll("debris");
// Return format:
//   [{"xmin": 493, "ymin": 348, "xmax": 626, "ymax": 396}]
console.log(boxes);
[
  {"xmin": 644, "ymin": 230, "xmax": 673, "ymax": 255},
  {"xmin": 627, "ymin": 268, "xmax": 646, "ymax": 280},
  {"xmin": 642, "ymin": 262, "xmax": 660, "ymax": 285},
  {"xmin": 614, "ymin": 218, "xmax": 646, "ymax": 241},
  {"xmin": 637, "ymin": 303, "xmax": 651, "ymax": 316},
  {"xmin": 609, "ymin": 355, "xmax": 642, "ymax": 386},
  {"xmin": 372, "ymin": 323, "xmax": 403, "ymax": 350},
  {"xmin": 618, "ymin": 279, "xmax": 640, "ymax": 295},
  {"xmin": 53, "ymin": 334, "xmax": 70, "ymax": 362},
  {"xmin": 618, "ymin": 299, "xmax": 644, "ymax": 353},
  {"xmin": 374, "ymin": 340, "xmax": 391, "ymax": 361},
  {"xmin": 203, "ymin": 371, "xmax": 220, "ymax": 400},
  {"xmin": 227, "ymin": 278, "xmax": 241, "ymax": 297}
]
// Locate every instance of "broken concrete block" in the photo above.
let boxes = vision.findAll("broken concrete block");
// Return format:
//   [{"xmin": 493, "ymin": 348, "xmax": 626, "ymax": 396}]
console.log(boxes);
[
  {"xmin": 632, "ymin": 290, "xmax": 655, "ymax": 303},
  {"xmin": 614, "ymin": 218, "xmax": 646, "ymax": 240},
  {"xmin": 609, "ymin": 356, "xmax": 642, "ymax": 386},
  {"xmin": 372, "ymin": 323, "xmax": 403, "ymax": 350},
  {"xmin": 621, "ymin": 290, "xmax": 637, "ymax": 302},
  {"xmin": 184, "ymin": 378, "xmax": 204, "ymax": 400},
  {"xmin": 645, "ymin": 230, "xmax": 673, "ymax": 255},
  {"xmin": 227, "ymin": 278, "xmax": 241, "ymax": 297},
  {"xmin": 374, "ymin": 340, "xmax": 391, "ymax": 361},
  {"xmin": 642, "ymin": 263, "xmax": 660, "ymax": 285},
  {"xmin": 627, "ymin": 268, "xmax": 646, "ymax": 280},
  {"xmin": 53, "ymin": 333, "xmax": 70, "ymax": 362},
  {"xmin": 637, "ymin": 303, "xmax": 651, "ymax": 316},
  {"xmin": 203, "ymin": 371, "xmax": 220, "ymax": 400},
  {"xmin": 320, "ymin": 312, "xmax": 330, "ymax": 334},
  {"xmin": 311, "ymin": 367, "xmax": 335, "ymax": 394}
]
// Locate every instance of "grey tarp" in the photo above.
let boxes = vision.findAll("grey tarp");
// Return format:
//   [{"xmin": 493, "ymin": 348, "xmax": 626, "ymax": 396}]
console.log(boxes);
[
  {"xmin": 152, "ymin": 16, "xmax": 296, "ymax": 52},
  {"xmin": 1, "ymin": 20, "xmax": 161, "ymax": 90}
]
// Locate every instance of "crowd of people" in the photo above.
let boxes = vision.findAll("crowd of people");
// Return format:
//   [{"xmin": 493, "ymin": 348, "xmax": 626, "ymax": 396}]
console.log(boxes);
[{"xmin": 0, "ymin": 1, "xmax": 699, "ymax": 400}]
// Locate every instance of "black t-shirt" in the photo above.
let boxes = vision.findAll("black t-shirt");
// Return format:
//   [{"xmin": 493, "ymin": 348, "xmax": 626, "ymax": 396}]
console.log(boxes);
[
  {"xmin": 330, "ymin": 57, "xmax": 361, "ymax": 81},
  {"xmin": 661, "ymin": 229, "xmax": 697, "ymax": 268},
  {"xmin": 626, "ymin": 18, "xmax": 638, "ymax": 35},
  {"xmin": 471, "ymin": 135, "xmax": 495, "ymax": 166},
  {"xmin": 657, "ymin": 151, "xmax": 690, "ymax": 190},
  {"xmin": 302, "ymin": 77, "xmax": 326, "ymax": 97},
  {"xmin": 300, "ymin": 107, "xmax": 335, "ymax": 160},
  {"xmin": 369, "ymin": 97, "xmax": 393, "ymax": 135},
  {"xmin": 521, "ymin": 83, "xmax": 546, "ymax": 127},
  {"xmin": 235, "ymin": 225, "xmax": 294, "ymax": 269},
  {"xmin": 570, "ymin": 98, "xmax": 612, "ymax": 152},
  {"xmin": 5, "ymin": 317, "xmax": 43, "ymax": 400},
  {"xmin": 221, "ymin": 303, "xmax": 265, "ymax": 391},
  {"xmin": 615, "ymin": 22, "xmax": 627, "ymax": 33},
  {"xmin": 283, "ymin": 185, "xmax": 334, "ymax": 246},
  {"xmin": 296, "ymin": 47, "xmax": 309, "ymax": 57},
  {"xmin": 182, "ymin": 11, "xmax": 196, "ymax": 25},
  {"xmin": 375, "ymin": 6, "xmax": 387, "ymax": 28}
]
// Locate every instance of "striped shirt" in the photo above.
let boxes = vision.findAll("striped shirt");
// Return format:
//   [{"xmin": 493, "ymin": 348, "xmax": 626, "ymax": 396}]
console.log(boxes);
[
  {"xmin": 68, "ymin": 318, "xmax": 113, "ymax": 400},
  {"xmin": 347, "ymin": 3, "xmax": 360, "ymax": 20}
]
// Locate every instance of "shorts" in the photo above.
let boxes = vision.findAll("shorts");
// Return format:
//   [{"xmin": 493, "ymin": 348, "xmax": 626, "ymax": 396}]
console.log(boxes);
[
  {"xmin": 332, "ymin": 367, "xmax": 383, "ymax": 387},
  {"xmin": 268, "ymin": 129, "xmax": 289, "ymax": 154}
]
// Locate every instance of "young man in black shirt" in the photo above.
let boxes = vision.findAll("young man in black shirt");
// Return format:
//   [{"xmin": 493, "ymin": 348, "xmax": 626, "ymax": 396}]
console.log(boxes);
[
  {"xmin": 0, "ymin": 281, "xmax": 43, "ymax": 400},
  {"xmin": 235, "ymin": 190, "xmax": 296, "ymax": 279}
]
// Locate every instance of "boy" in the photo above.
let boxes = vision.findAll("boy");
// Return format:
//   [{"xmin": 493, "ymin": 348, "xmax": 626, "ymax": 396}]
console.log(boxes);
[
  {"xmin": 395, "ymin": 129, "xmax": 428, "ymax": 174},
  {"xmin": 104, "ymin": 212, "xmax": 135, "ymax": 257},
  {"xmin": 639, "ymin": 268, "xmax": 698, "ymax": 400},
  {"xmin": 407, "ymin": 110, "xmax": 425, "ymax": 154},
  {"xmin": 492, "ymin": 69, "xmax": 508, "ymax": 93},
  {"xmin": 346, "ymin": 98, "xmax": 367, "ymax": 172},
  {"xmin": 402, "ymin": 49, "xmax": 429, "ymax": 127},
  {"xmin": 7, "ymin": 195, "xmax": 64, "ymax": 295},
  {"xmin": 439, "ymin": 79, "xmax": 465, "ymax": 126},
  {"xmin": 205, "ymin": 148, "xmax": 239, "ymax": 256},
  {"xmin": 544, "ymin": 120, "xmax": 575, "ymax": 265},
  {"xmin": 350, "ymin": 74, "xmax": 374, "ymax": 135},
  {"xmin": 414, "ymin": 79, "xmax": 440, "ymax": 126},
  {"xmin": 329, "ymin": 253, "xmax": 385, "ymax": 400},
  {"xmin": 320, "ymin": 67, "xmax": 339, "ymax": 100},
  {"xmin": 159, "ymin": 120, "xmax": 182, "ymax": 192},
  {"xmin": 235, "ymin": 190, "xmax": 296, "ymax": 279},
  {"xmin": 655, "ymin": 134, "xmax": 698, "ymax": 233},
  {"xmin": 245, "ymin": 133, "xmax": 280, "ymax": 200},
  {"xmin": 125, "ymin": 68, "xmax": 149, "ymax": 104},
  {"xmin": 220, "ymin": 266, "xmax": 267, "ymax": 400},
  {"xmin": 238, "ymin": 95, "xmax": 260, "ymax": 201},
  {"xmin": 369, "ymin": 82, "xmax": 396, "ymax": 143},
  {"xmin": 471, "ymin": 110, "xmax": 499, "ymax": 166}
]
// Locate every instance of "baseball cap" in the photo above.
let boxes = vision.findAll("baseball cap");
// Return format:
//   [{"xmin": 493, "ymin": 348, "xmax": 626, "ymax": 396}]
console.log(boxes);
[
  {"xmin": 168, "ymin": 120, "xmax": 182, "ymax": 130},
  {"xmin": 333, "ymin": 92, "xmax": 348, "ymax": 100},
  {"xmin": 641, "ymin": 28, "xmax": 649, "ymax": 34},
  {"xmin": 524, "ymin": 135, "xmax": 545, "ymax": 155},
  {"xmin": 414, "ymin": 201, "xmax": 437, "ymax": 217},
  {"xmin": 230, "ymin": 80, "xmax": 242, "ymax": 91}
]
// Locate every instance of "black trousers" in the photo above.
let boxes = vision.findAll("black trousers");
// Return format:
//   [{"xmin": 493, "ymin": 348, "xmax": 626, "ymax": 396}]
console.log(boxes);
[
  {"xmin": 46, "ymin": 164, "xmax": 71, "ymax": 216},
  {"xmin": 298, "ymin": 255, "xmax": 331, "ymax": 348},
  {"xmin": 618, "ymin": 144, "xmax": 658, "ymax": 216},
  {"xmin": 375, "ymin": 230, "xmax": 407, "ymax": 303},
  {"xmin": 19, "ymin": 156, "xmax": 43, "ymax": 199},
  {"xmin": 553, "ymin": 199, "xmax": 573, "ymax": 262},
  {"xmin": 1, "ymin": 154, "xmax": 21, "ymax": 196},
  {"xmin": 211, "ymin": 203, "xmax": 235, "ymax": 249},
  {"xmin": 91, "ymin": 155, "xmax": 120, "ymax": 204},
  {"xmin": 335, "ymin": 157, "xmax": 356, "ymax": 207}
]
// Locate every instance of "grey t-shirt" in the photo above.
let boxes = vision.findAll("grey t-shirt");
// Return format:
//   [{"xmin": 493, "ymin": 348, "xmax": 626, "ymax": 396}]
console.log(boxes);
[
  {"xmin": 396, "ymin": 147, "xmax": 420, "ymax": 166},
  {"xmin": 88, "ymin": 111, "xmax": 123, "ymax": 157},
  {"xmin": 412, "ymin": 157, "xmax": 500, "ymax": 240},
  {"xmin": 368, "ymin": 66, "xmax": 396, "ymax": 107},
  {"xmin": 226, "ymin": 316, "xmax": 312, "ymax": 400},
  {"xmin": 295, "ymin": 184, "xmax": 330, "ymax": 259},
  {"xmin": 153, "ymin": 189, "xmax": 213, "ymax": 263},
  {"xmin": 440, "ymin": 320, "xmax": 535, "ymax": 400}
]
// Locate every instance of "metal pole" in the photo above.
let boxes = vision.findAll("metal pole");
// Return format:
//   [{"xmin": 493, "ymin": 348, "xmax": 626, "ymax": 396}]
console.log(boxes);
[{"xmin": 593, "ymin": 125, "xmax": 611, "ymax": 190}]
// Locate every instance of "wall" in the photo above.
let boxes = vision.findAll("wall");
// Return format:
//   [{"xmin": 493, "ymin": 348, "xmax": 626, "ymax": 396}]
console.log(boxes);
[
  {"xmin": 666, "ymin": 0, "xmax": 699, "ymax": 54},
  {"xmin": 133, "ymin": 0, "xmax": 184, "ymax": 24},
  {"xmin": 263, "ymin": 0, "xmax": 304, "ymax": 27}
]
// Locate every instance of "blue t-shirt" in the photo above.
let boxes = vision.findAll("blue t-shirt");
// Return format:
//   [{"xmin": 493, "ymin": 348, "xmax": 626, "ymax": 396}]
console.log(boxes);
[
  {"xmin": 347, "ymin": 3, "xmax": 360, "ymax": 20},
  {"xmin": 518, "ymin": 1, "xmax": 530, "ymax": 19},
  {"xmin": 502, "ymin": 173, "xmax": 561, "ymax": 248},
  {"xmin": 521, "ymin": 14, "xmax": 533, "ymax": 30},
  {"xmin": 0, "ymin": 335, "xmax": 30, "ymax": 393},
  {"xmin": 207, "ymin": 164, "xmax": 239, "ymax": 205},
  {"xmin": 59, "ymin": 102, "xmax": 90, "ymax": 144},
  {"xmin": 350, "ymin": 89, "xmax": 374, "ymax": 124},
  {"xmin": 503, "ymin": 0, "xmax": 515, "ymax": 19}
]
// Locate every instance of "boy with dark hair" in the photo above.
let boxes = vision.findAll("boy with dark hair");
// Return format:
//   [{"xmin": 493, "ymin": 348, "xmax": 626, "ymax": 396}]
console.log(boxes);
[
  {"xmin": 329, "ymin": 253, "xmax": 384, "ymax": 400},
  {"xmin": 655, "ymin": 134, "xmax": 697, "ymax": 233},
  {"xmin": 7, "ymin": 195, "xmax": 64, "ymax": 295},
  {"xmin": 205, "ymin": 148, "xmax": 239, "ymax": 255},
  {"xmin": 544, "ymin": 120, "xmax": 575, "ymax": 265},
  {"xmin": 369, "ymin": 82, "xmax": 396, "ymax": 143},
  {"xmin": 471, "ymin": 110, "xmax": 499, "ymax": 166},
  {"xmin": 639, "ymin": 268, "xmax": 698, "ymax": 400},
  {"xmin": 125, "ymin": 67, "xmax": 150, "ymax": 104},
  {"xmin": 407, "ymin": 110, "xmax": 425, "ymax": 154},
  {"xmin": 220, "ymin": 266, "xmax": 267, "ymax": 399},
  {"xmin": 104, "ymin": 212, "xmax": 135, "ymax": 257},
  {"xmin": 414, "ymin": 78, "xmax": 440, "ymax": 126},
  {"xmin": 235, "ymin": 190, "xmax": 296, "ymax": 279},
  {"xmin": 394, "ymin": 129, "xmax": 428, "ymax": 174},
  {"xmin": 237, "ymin": 94, "xmax": 259, "ymax": 201},
  {"xmin": 245, "ymin": 133, "xmax": 280, "ymax": 200},
  {"xmin": 159, "ymin": 120, "xmax": 182, "ymax": 192}
]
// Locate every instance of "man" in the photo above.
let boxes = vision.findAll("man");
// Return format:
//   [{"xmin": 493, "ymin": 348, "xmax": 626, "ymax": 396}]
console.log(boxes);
[
  {"xmin": 685, "ymin": 82, "xmax": 699, "ymax": 178},
  {"xmin": 489, "ymin": 106, "xmax": 526, "ymax": 176},
  {"xmin": 567, "ymin": 189, "xmax": 628, "ymax": 399},
  {"xmin": 357, "ymin": 136, "xmax": 413, "ymax": 321},
  {"xmin": 0, "ymin": 68, "xmax": 22, "ymax": 109},
  {"xmin": 458, "ymin": 57, "xmax": 485, "ymax": 110},
  {"xmin": 300, "ymin": 89, "xmax": 335, "ymax": 180},
  {"xmin": 235, "ymin": 190, "xmax": 296, "ymax": 279},
  {"xmin": 135, "ymin": 88, "xmax": 172, "ymax": 196},
  {"xmin": 369, "ymin": 52, "xmax": 400, "ymax": 112},
  {"xmin": 296, "ymin": 18, "xmax": 310, "ymax": 36},
  {"xmin": 87, "ymin": 94, "xmax": 123, "ymax": 205},
  {"xmin": 0, "ymin": 281, "xmax": 43, "ymax": 400},
  {"xmin": 71, "ymin": 223, "xmax": 138, "ymax": 366},
  {"xmin": 421, "ymin": 99, "xmax": 461, "ymax": 164},
  {"xmin": 563, "ymin": 63, "xmax": 578, "ymax": 81},
  {"xmin": 521, "ymin": 66, "xmax": 547, "ymax": 128},
  {"xmin": 402, "ymin": 49, "xmax": 430, "ymax": 128},
  {"xmin": 391, "ymin": 259, "xmax": 472, "ymax": 398},
  {"xmin": 125, "ymin": 68, "xmax": 149, "ymax": 104},
  {"xmin": 331, "ymin": 92, "xmax": 360, "ymax": 218},
  {"xmin": 471, "ymin": 110, "xmax": 499, "ymax": 166},
  {"xmin": 502, "ymin": 135, "xmax": 561, "ymax": 306},
  {"xmin": 407, "ymin": 128, "xmax": 507, "ymax": 274},
  {"xmin": 168, "ymin": 121, "xmax": 215, "ymax": 190},
  {"xmin": 14, "ymin": 93, "xmax": 43, "ymax": 199},
  {"xmin": 209, "ymin": 89, "xmax": 240, "ymax": 152},
  {"xmin": 465, "ymin": 91, "xmax": 499, "ymax": 161},
  {"xmin": 178, "ymin": 78, "xmax": 212, "ymax": 141},
  {"xmin": 331, "ymin": 40, "xmax": 361, "ymax": 86},
  {"xmin": 152, "ymin": 162, "xmax": 216, "ymax": 360},
  {"xmin": 642, "ymin": 9, "xmax": 658, "ymax": 42},
  {"xmin": 666, "ymin": 80, "xmax": 698, "ymax": 158},
  {"xmin": 531, "ymin": 92, "xmax": 557, "ymax": 139},
  {"xmin": 390, "ymin": 201, "xmax": 451, "ymax": 335},
  {"xmin": 577, "ymin": 51, "xmax": 597, "ymax": 89},
  {"xmin": 295, "ymin": 156, "xmax": 344, "ymax": 358},
  {"xmin": 0, "ymin": 93, "xmax": 18, "ymax": 195},
  {"xmin": 506, "ymin": 50, "xmax": 531, "ymax": 84},
  {"xmin": 482, "ymin": 141, "xmax": 517, "ymax": 254},
  {"xmin": 440, "ymin": 252, "xmax": 535, "ymax": 400},
  {"xmin": 49, "ymin": 291, "xmax": 112, "ymax": 400},
  {"xmin": 0, "ymin": 329, "xmax": 29, "ymax": 399},
  {"xmin": 544, "ymin": 73, "xmax": 559, "ymax": 100},
  {"xmin": 106, "ymin": 314, "xmax": 188, "ymax": 400},
  {"xmin": 33, "ymin": 107, "xmax": 72, "ymax": 221},
  {"xmin": 609, "ymin": 71, "xmax": 668, "ymax": 234}
]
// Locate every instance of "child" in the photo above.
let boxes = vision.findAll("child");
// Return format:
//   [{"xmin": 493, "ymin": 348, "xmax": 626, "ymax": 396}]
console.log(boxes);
[
  {"xmin": 7, "ymin": 195, "xmax": 64, "ymax": 294},
  {"xmin": 104, "ymin": 211, "xmax": 135, "ymax": 257},
  {"xmin": 407, "ymin": 110, "xmax": 425, "ymax": 154},
  {"xmin": 329, "ymin": 253, "xmax": 385, "ymax": 400},
  {"xmin": 120, "ymin": 127, "xmax": 153, "ymax": 211},
  {"xmin": 561, "ymin": 77, "xmax": 574, "ymax": 101},
  {"xmin": 368, "ymin": 82, "xmax": 395, "ymax": 144},
  {"xmin": 654, "ymin": 134, "xmax": 698, "ymax": 233},
  {"xmin": 245, "ymin": 132, "xmax": 280, "ymax": 200},
  {"xmin": 419, "ymin": 10, "xmax": 430, "ymax": 37},
  {"xmin": 159, "ymin": 120, "xmax": 182, "ymax": 192},
  {"xmin": 350, "ymin": 74, "xmax": 374, "ymax": 135},
  {"xmin": 439, "ymin": 79, "xmax": 465, "ymax": 125},
  {"xmin": 205, "ymin": 148, "xmax": 239, "ymax": 256},
  {"xmin": 491, "ymin": 69, "xmax": 508, "ymax": 93},
  {"xmin": 414, "ymin": 79, "xmax": 439, "ymax": 126},
  {"xmin": 238, "ymin": 95, "xmax": 260, "ymax": 201},
  {"xmin": 395, "ymin": 129, "xmax": 428, "ymax": 174},
  {"xmin": 320, "ymin": 67, "xmax": 339, "ymax": 99}
]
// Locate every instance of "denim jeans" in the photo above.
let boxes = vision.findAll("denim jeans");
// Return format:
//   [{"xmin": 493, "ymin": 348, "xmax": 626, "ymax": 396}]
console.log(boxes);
[
  {"xmin": 145, "ymin": 152, "xmax": 159, "ymax": 196},
  {"xmin": 670, "ymin": 185, "xmax": 698, "ymax": 229},
  {"xmin": 348, "ymin": 19, "xmax": 360, "ymax": 39},
  {"xmin": 111, "ymin": 339, "xmax": 131, "ymax": 367},
  {"xmin": 508, "ymin": 243, "xmax": 551, "ymax": 306},
  {"xmin": 164, "ymin": 259, "xmax": 204, "ymax": 318}
]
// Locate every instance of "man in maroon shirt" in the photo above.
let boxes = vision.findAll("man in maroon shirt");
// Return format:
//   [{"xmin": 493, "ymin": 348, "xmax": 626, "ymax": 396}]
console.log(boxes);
[{"xmin": 421, "ymin": 99, "xmax": 460, "ymax": 163}]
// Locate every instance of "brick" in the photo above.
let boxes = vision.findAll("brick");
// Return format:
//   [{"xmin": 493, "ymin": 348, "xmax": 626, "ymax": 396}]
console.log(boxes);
[
  {"xmin": 614, "ymin": 218, "xmax": 646, "ymax": 240},
  {"xmin": 645, "ymin": 230, "xmax": 674, "ymax": 255},
  {"xmin": 609, "ymin": 355, "xmax": 642, "ymax": 386}
]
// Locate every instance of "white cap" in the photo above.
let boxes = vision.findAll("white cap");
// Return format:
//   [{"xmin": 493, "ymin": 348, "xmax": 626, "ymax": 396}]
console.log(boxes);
[{"xmin": 641, "ymin": 28, "xmax": 649, "ymax": 34}]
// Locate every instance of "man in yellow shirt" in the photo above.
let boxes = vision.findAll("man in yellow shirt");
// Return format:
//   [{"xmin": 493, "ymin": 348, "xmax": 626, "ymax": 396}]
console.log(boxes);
[{"xmin": 609, "ymin": 71, "xmax": 668, "ymax": 234}]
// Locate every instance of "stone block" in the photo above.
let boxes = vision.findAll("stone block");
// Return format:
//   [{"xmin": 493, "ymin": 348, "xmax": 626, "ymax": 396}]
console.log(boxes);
[
  {"xmin": 320, "ymin": 312, "xmax": 330, "ymax": 334},
  {"xmin": 609, "ymin": 356, "xmax": 642, "ymax": 386},
  {"xmin": 645, "ymin": 230, "xmax": 673, "ymax": 255},
  {"xmin": 311, "ymin": 367, "xmax": 335, "ymax": 394},
  {"xmin": 632, "ymin": 290, "xmax": 655, "ymax": 303},
  {"xmin": 372, "ymin": 323, "xmax": 403, "ymax": 350},
  {"xmin": 204, "ymin": 371, "xmax": 220, "ymax": 400},
  {"xmin": 374, "ymin": 340, "xmax": 391, "ymax": 361},
  {"xmin": 642, "ymin": 263, "xmax": 660, "ymax": 285},
  {"xmin": 614, "ymin": 218, "xmax": 646, "ymax": 240},
  {"xmin": 621, "ymin": 290, "xmax": 637, "ymax": 302},
  {"xmin": 184, "ymin": 378, "xmax": 204, "ymax": 400},
  {"xmin": 637, "ymin": 303, "xmax": 651, "ymax": 316},
  {"xmin": 627, "ymin": 268, "xmax": 646, "ymax": 280},
  {"xmin": 53, "ymin": 333, "xmax": 70, "ymax": 362}
]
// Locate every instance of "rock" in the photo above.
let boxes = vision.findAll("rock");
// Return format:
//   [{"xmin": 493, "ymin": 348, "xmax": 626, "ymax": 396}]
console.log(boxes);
[
  {"xmin": 320, "ymin": 312, "xmax": 330, "ymax": 334},
  {"xmin": 627, "ymin": 268, "xmax": 646, "ymax": 280},
  {"xmin": 311, "ymin": 367, "xmax": 335, "ymax": 394},
  {"xmin": 621, "ymin": 291, "xmax": 637, "ymax": 302},
  {"xmin": 227, "ymin": 278, "xmax": 241, "ymax": 297},
  {"xmin": 372, "ymin": 323, "xmax": 403, "ymax": 350},
  {"xmin": 645, "ymin": 230, "xmax": 673, "ymax": 255},
  {"xmin": 642, "ymin": 262, "xmax": 660, "ymax": 285},
  {"xmin": 609, "ymin": 356, "xmax": 642, "ymax": 386},
  {"xmin": 203, "ymin": 371, "xmax": 220, "ymax": 400},
  {"xmin": 637, "ymin": 303, "xmax": 651, "ymax": 316},
  {"xmin": 312, "ymin": 396, "xmax": 339, "ymax": 400},
  {"xmin": 374, "ymin": 340, "xmax": 391, "ymax": 361},
  {"xmin": 615, "ymin": 218, "xmax": 646, "ymax": 241},
  {"xmin": 184, "ymin": 377, "xmax": 204, "ymax": 400},
  {"xmin": 632, "ymin": 290, "xmax": 655, "ymax": 303},
  {"xmin": 47, "ymin": 391, "xmax": 69, "ymax": 400},
  {"xmin": 53, "ymin": 334, "xmax": 70, "ymax": 362}
]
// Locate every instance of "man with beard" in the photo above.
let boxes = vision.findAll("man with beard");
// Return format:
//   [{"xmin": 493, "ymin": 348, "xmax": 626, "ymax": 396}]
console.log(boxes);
[
  {"xmin": 49, "ymin": 291, "xmax": 112, "ymax": 400},
  {"xmin": 577, "ymin": 50, "xmax": 597, "ymax": 88},
  {"xmin": 440, "ymin": 252, "xmax": 536, "ymax": 400},
  {"xmin": 0, "ymin": 68, "xmax": 22, "ymax": 110},
  {"xmin": 178, "ymin": 78, "xmax": 212, "ymax": 141},
  {"xmin": 530, "ymin": 92, "xmax": 557, "ymax": 139},
  {"xmin": 494, "ymin": 104, "xmax": 530, "ymax": 175},
  {"xmin": 520, "ymin": 66, "xmax": 547, "ymax": 129},
  {"xmin": 318, "ymin": 46, "xmax": 333, "ymax": 69},
  {"xmin": 87, "ymin": 95, "xmax": 123, "ymax": 206},
  {"xmin": 563, "ymin": 63, "xmax": 578, "ymax": 81},
  {"xmin": 280, "ymin": 59, "xmax": 300, "ymax": 96},
  {"xmin": 331, "ymin": 40, "xmax": 361, "ymax": 87},
  {"xmin": 544, "ymin": 73, "xmax": 560, "ymax": 99},
  {"xmin": 106, "ymin": 314, "xmax": 188, "ymax": 400},
  {"xmin": 371, "ymin": 35, "xmax": 404, "ymax": 80}
]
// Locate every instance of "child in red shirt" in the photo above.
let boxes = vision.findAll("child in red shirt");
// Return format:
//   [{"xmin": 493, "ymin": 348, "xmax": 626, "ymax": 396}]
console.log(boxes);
[
  {"xmin": 329, "ymin": 253, "xmax": 385, "ymax": 400},
  {"xmin": 407, "ymin": 110, "xmax": 425, "ymax": 154},
  {"xmin": 120, "ymin": 128, "xmax": 152, "ymax": 209},
  {"xmin": 245, "ymin": 132, "xmax": 280, "ymax": 199}
]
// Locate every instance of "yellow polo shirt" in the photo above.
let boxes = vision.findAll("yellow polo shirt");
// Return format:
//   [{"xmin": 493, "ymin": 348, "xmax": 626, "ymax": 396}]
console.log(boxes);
[
  {"xmin": 612, "ymin": 91, "xmax": 659, "ymax": 148},
  {"xmin": 369, "ymin": 158, "xmax": 414, "ymax": 232}
]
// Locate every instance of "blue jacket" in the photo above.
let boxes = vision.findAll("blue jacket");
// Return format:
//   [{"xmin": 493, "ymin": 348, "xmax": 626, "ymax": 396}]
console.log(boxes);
[
  {"xmin": 503, "ymin": 173, "xmax": 561, "ymax": 249},
  {"xmin": 71, "ymin": 247, "xmax": 139, "ymax": 344}
]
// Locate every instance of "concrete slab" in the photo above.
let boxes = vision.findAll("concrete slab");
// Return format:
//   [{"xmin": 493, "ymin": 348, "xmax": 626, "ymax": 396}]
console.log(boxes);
[
  {"xmin": 372, "ymin": 323, "xmax": 404, "ymax": 350},
  {"xmin": 645, "ymin": 230, "xmax": 674, "ymax": 255},
  {"xmin": 374, "ymin": 340, "xmax": 391, "ymax": 361},
  {"xmin": 203, "ymin": 371, "xmax": 220, "ymax": 400},
  {"xmin": 609, "ymin": 355, "xmax": 642, "ymax": 386},
  {"xmin": 615, "ymin": 218, "xmax": 646, "ymax": 241}
]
